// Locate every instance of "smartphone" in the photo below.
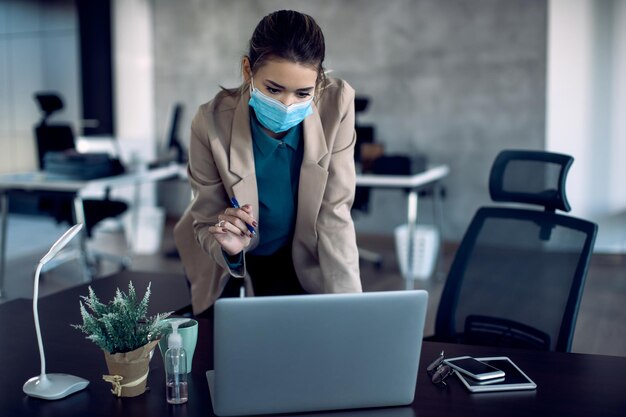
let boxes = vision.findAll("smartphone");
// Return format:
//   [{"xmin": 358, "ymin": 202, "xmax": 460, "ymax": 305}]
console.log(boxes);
[
  {"xmin": 473, "ymin": 376, "xmax": 505, "ymax": 385},
  {"xmin": 443, "ymin": 356, "xmax": 505, "ymax": 381}
]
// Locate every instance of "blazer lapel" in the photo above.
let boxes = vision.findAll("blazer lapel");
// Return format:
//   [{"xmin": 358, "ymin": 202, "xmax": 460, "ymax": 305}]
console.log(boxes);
[
  {"xmin": 229, "ymin": 91, "xmax": 255, "ymax": 180},
  {"xmin": 302, "ymin": 102, "xmax": 328, "ymax": 164},
  {"xmin": 228, "ymin": 92, "xmax": 260, "ymax": 250},
  {"xmin": 297, "ymin": 104, "xmax": 329, "ymax": 239}
]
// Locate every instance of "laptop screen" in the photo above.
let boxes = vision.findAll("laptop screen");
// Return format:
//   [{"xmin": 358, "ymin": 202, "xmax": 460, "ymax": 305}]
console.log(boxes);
[{"xmin": 209, "ymin": 290, "xmax": 428, "ymax": 416}]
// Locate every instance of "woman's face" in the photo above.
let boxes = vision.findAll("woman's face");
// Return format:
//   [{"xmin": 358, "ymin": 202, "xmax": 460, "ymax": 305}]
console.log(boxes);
[{"xmin": 246, "ymin": 58, "xmax": 318, "ymax": 107}]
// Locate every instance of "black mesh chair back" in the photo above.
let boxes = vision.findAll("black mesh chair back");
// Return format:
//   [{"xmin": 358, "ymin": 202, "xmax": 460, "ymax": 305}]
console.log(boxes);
[
  {"xmin": 34, "ymin": 92, "xmax": 76, "ymax": 169},
  {"xmin": 434, "ymin": 150, "xmax": 597, "ymax": 352},
  {"xmin": 32, "ymin": 92, "xmax": 128, "ymax": 239},
  {"xmin": 166, "ymin": 103, "xmax": 187, "ymax": 163},
  {"xmin": 353, "ymin": 96, "xmax": 374, "ymax": 214},
  {"xmin": 34, "ymin": 125, "xmax": 75, "ymax": 169}
]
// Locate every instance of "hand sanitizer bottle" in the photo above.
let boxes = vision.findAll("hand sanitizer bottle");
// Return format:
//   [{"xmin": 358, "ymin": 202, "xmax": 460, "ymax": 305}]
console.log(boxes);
[{"xmin": 165, "ymin": 320, "xmax": 188, "ymax": 404}]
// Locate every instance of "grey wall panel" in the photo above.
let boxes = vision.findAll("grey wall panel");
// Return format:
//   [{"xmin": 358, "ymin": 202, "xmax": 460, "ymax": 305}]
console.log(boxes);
[
  {"xmin": 0, "ymin": 39, "xmax": 9, "ymax": 134},
  {"xmin": 0, "ymin": 1, "xmax": 6, "ymax": 34},
  {"xmin": 152, "ymin": 0, "xmax": 547, "ymax": 240},
  {"xmin": 41, "ymin": 32, "xmax": 81, "ymax": 126},
  {"xmin": 0, "ymin": 38, "xmax": 10, "ymax": 171},
  {"xmin": 5, "ymin": 0, "xmax": 41, "ymax": 34},
  {"xmin": 10, "ymin": 36, "xmax": 43, "ymax": 134},
  {"xmin": 9, "ymin": 35, "xmax": 42, "ymax": 170},
  {"xmin": 39, "ymin": 0, "xmax": 76, "ymax": 32},
  {"xmin": 0, "ymin": 0, "xmax": 80, "ymax": 173}
]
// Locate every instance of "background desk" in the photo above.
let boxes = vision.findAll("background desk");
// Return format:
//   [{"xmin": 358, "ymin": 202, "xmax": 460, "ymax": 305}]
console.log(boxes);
[
  {"xmin": 0, "ymin": 163, "xmax": 183, "ymax": 298},
  {"xmin": 0, "ymin": 270, "xmax": 624, "ymax": 417},
  {"xmin": 356, "ymin": 165, "xmax": 449, "ymax": 288},
  {"xmin": 164, "ymin": 163, "xmax": 450, "ymax": 289}
]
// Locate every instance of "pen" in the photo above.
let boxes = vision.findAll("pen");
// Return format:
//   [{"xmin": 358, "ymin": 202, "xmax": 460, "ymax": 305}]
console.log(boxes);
[{"xmin": 230, "ymin": 197, "xmax": 256, "ymax": 236}]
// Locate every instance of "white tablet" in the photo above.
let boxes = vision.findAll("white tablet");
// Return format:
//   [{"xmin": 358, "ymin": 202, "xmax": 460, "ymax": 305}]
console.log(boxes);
[{"xmin": 454, "ymin": 356, "xmax": 537, "ymax": 393}]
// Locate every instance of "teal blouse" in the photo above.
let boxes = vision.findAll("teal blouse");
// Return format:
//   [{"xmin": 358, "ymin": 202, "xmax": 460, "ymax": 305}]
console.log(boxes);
[{"xmin": 224, "ymin": 112, "xmax": 304, "ymax": 266}]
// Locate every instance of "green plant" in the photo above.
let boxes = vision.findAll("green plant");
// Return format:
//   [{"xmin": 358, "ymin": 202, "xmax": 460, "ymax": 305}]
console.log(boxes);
[{"xmin": 72, "ymin": 281, "xmax": 172, "ymax": 354}]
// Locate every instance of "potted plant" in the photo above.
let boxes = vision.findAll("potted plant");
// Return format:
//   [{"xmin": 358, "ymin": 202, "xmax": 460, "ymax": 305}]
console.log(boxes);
[{"xmin": 73, "ymin": 281, "xmax": 172, "ymax": 397}]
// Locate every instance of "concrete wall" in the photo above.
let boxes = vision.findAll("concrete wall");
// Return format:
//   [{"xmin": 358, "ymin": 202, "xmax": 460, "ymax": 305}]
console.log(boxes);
[{"xmin": 152, "ymin": 0, "xmax": 548, "ymax": 241}]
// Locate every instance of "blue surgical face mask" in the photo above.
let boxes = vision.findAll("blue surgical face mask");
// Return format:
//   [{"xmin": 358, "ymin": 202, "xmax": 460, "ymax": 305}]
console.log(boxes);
[{"xmin": 248, "ymin": 78, "xmax": 314, "ymax": 133}]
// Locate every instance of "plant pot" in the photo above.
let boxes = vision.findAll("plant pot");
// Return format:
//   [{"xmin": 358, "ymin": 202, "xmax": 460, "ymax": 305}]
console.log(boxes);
[{"xmin": 102, "ymin": 340, "xmax": 159, "ymax": 397}]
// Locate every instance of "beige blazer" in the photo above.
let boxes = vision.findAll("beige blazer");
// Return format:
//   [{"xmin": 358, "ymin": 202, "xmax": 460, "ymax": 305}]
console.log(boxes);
[{"xmin": 174, "ymin": 78, "xmax": 362, "ymax": 314}]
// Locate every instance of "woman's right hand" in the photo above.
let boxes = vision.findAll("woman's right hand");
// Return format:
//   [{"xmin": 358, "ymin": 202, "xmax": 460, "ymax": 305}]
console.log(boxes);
[{"xmin": 208, "ymin": 204, "xmax": 257, "ymax": 256}]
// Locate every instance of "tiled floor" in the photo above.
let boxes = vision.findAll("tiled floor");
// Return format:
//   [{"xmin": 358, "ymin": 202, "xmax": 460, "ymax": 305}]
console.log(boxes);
[{"xmin": 3, "ymin": 214, "xmax": 625, "ymax": 357}]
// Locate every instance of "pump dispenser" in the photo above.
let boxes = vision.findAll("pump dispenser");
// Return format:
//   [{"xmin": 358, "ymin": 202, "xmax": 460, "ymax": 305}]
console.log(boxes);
[{"xmin": 164, "ymin": 319, "xmax": 189, "ymax": 404}]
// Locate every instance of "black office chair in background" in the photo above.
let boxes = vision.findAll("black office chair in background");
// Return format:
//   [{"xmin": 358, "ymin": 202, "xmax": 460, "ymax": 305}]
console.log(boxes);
[
  {"xmin": 158, "ymin": 102, "xmax": 188, "ymax": 260},
  {"xmin": 33, "ymin": 94, "xmax": 75, "ymax": 167},
  {"xmin": 352, "ymin": 96, "xmax": 383, "ymax": 268},
  {"xmin": 430, "ymin": 150, "xmax": 597, "ymax": 352},
  {"xmin": 33, "ymin": 92, "xmax": 129, "ymax": 271},
  {"xmin": 165, "ymin": 103, "xmax": 187, "ymax": 164}
]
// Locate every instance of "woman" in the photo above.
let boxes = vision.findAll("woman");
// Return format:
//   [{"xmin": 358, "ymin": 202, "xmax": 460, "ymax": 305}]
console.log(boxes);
[{"xmin": 174, "ymin": 10, "xmax": 362, "ymax": 316}]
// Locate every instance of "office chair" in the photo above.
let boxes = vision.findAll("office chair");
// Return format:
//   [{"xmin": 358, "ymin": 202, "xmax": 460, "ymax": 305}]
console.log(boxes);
[
  {"xmin": 352, "ymin": 96, "xmax": 383, "ymax": 268},
  {"xmin": 166, "ymin": 103, "xmax": 187, "ymax": 164},
  {"xmin": 153, "ymin": 102, "xmax": 187, "ymax": 169},
  {"xmin": 159, "ymin": 103, "xmax": 188, "ymax": 259},
  {"xmin": 33, "ymin": 92, "xmax": 129, "ymax": 271},
  {"xmin": 431, "ymin": 150, "xmax": 597, "ymax": 352}
]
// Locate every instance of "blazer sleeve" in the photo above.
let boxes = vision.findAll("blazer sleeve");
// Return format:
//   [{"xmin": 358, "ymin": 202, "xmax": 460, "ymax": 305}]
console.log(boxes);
[
  {"xmin": 316, "ymin": 81, "xmax": 362, "ymax": 293},
  {"xmin": 186, "ymin": 106, "xmax": 245, "ymax": 277}
]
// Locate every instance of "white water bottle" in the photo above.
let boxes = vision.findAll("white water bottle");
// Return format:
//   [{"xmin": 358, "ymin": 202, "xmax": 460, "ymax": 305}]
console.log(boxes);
[{"xmin": 164, "ymin": 320, "xmax": 188, "ymax": 404}]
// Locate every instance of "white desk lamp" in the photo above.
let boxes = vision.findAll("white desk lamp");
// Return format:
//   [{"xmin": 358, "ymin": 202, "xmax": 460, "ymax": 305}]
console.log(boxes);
[{"xmin": 23, "ymin": 223, "xmax": 90, "ymax": 400}]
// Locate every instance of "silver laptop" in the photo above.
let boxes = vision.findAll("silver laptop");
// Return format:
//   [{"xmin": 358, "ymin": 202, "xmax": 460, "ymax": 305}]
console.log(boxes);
[{"xmin": 206, "ymin": 290, "xmax": 428, "ymax": 416}]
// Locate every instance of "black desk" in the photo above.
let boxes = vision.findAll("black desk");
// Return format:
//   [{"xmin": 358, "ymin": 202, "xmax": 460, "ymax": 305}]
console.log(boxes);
[{"xmin": 1, "ymin": 271, "xmax": 625, "ymax": 417}]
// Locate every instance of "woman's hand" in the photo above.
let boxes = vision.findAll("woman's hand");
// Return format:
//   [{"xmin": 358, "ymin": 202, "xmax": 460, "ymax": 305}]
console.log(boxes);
[{"xmin": 208, "ymin": 204, "xmax": 257, "ymax": 256}]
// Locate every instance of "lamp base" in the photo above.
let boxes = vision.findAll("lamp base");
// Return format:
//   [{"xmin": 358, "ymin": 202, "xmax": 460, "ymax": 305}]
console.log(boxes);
[{"xmin": 23, "ymin": 373, "xmax": 89, "ymax": 400}]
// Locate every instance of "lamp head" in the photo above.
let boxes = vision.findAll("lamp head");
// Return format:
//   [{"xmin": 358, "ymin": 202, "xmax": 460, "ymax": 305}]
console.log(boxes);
[{"xmin": 39, "ymin": 223, "xmax": 83, "ymax": 265}]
